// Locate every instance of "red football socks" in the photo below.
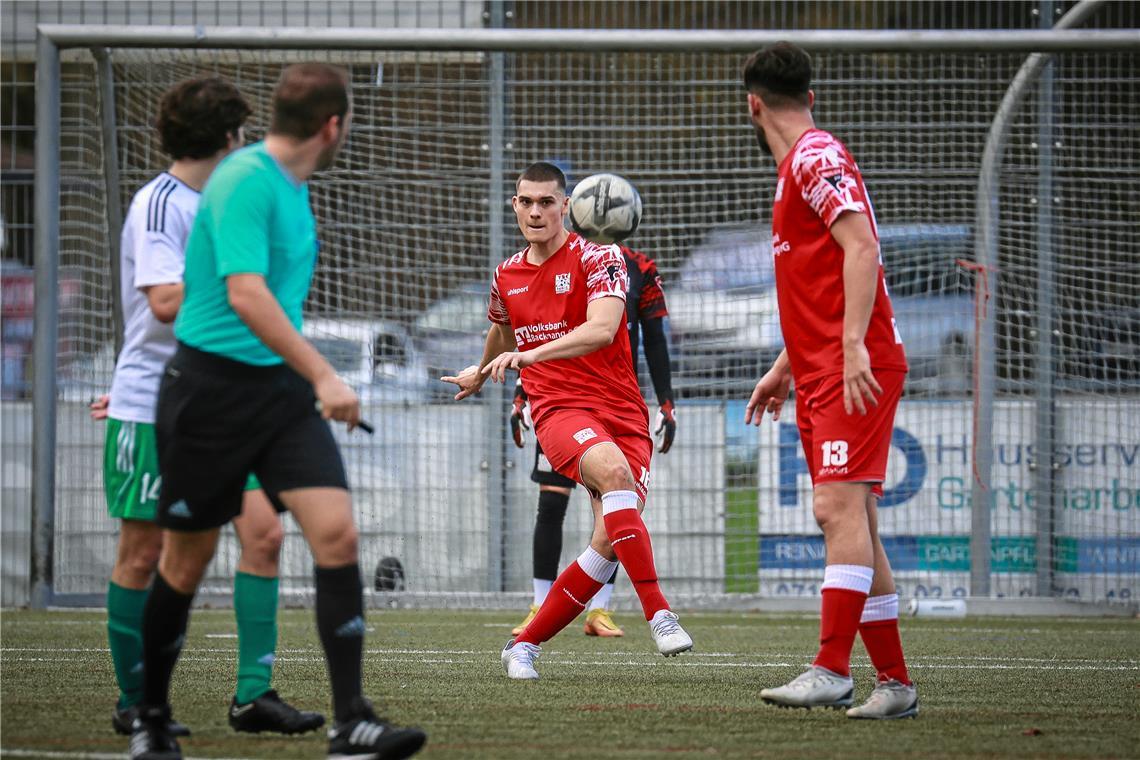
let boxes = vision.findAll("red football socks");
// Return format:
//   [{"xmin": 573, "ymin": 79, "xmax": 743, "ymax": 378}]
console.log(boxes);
[
  {"xmin": 515, "ymin": 549, "xmax": 613, "ymax": 646},
  {"xmin": 601, "ymin": 490, "xmax": 668, "ymax": 620},
  {"xmin": 812, "ymin": 564, "xmax": 874, "ymax": 677},
  {"xmin": 859, "ymin": 593, "xmax": 911, "ymax": 684}
]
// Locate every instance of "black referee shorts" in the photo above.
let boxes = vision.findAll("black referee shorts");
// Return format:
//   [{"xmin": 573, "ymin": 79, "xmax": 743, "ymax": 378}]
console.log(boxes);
[
  {"xmin": 531, "ymin": 441, "xmax": 577, "ymax": 490},
  {"xmin": 155, "ymin": 343, "xmax": 348, "ymax": 531}
]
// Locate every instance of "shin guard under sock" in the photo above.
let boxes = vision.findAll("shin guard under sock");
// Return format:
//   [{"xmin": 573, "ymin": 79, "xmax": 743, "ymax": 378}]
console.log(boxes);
[{"xmin": 601, "ymin": 490, "xmax": 667, "ymax": 620}]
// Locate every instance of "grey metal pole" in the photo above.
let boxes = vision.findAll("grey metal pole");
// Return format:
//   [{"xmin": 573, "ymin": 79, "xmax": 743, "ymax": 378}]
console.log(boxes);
[
  {"xmin": 971, "ymin": 0, "xmax": 1106, "ymax": 597},
  {"xmin": 37, "ymin": 25, "xmax": 1140, "ymax": 53},
  {"xmin": 1033, "ymin": 1, "xmax": 1058, "ymax": 597},
  {"xmin": 484, "ymin": 0, "xmax": 507, "ymax": 592},
  {"xmin": 94, "ymin": 48, "xmax": 125, "ymax": 358},
  {"xmin": 31, "ymin": 31, "xmax": 61, "ymax": 609}
]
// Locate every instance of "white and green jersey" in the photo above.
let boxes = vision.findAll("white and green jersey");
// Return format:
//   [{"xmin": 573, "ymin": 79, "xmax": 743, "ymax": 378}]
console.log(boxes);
[{"xmin": 107, "ymin": 172, "xmax": 199, "ymax": 423}]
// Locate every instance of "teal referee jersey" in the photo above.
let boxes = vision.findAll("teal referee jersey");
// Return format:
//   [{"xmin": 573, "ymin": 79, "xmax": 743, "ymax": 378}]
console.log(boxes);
[{"xmin": 176, "ymin": 142, "xmax": 318, "ymax": 366}]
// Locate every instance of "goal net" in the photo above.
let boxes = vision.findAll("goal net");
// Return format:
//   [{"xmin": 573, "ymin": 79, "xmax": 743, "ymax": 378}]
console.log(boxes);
[{"xmin": 46, "ymin": 40, "xmax": 1138, "ymax": 607}]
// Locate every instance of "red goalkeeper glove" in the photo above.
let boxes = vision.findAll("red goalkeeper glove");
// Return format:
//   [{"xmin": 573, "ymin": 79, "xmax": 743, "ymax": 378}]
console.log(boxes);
[
  {"xmin": 653, "ymin": 400, "xmax": 676, "ymax": 454},
  {"xmin": 509, "ymin": 379, "xmax": 531, "ymax": 448}
]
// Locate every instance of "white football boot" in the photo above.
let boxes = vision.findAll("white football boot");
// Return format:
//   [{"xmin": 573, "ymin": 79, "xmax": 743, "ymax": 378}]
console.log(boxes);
[
  {"xmin": 846, "ymin": 679, "xmax": 919, "ymax": 719},
  {"xmin": 649, "ymin": 610, "xmax": 693, "ymax": 656},
  {"xmin": 501, "ymin": 638, "xmax": 541, "ymax": 680},
  {"xmin": 760, "ymin": 666, "xmax": 855, "ymax": 709}
]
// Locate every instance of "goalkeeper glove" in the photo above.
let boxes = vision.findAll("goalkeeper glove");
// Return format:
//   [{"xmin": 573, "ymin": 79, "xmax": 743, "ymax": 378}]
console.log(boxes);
[
  {"xmin": 653, "ymin": 399, "xmax": 676, "ymax": 454},
  {"xmin": 509, "ymin": 379, "xmax": 531, "ymax": 448}
]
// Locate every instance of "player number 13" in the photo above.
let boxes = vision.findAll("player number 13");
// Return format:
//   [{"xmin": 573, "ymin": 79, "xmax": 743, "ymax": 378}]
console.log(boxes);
[{"xmin": 820, "ymin": 440, "xmax": 849, "ymax": 467}]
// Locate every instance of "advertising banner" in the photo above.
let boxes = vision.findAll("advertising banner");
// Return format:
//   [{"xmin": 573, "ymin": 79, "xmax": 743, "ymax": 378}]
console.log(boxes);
[{"xmin": 756, "ymin": 400, "xmax": 1139, "ymax": 600}]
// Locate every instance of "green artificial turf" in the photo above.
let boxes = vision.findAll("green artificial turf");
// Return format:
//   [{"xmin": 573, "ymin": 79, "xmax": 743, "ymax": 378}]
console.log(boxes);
[{"xmin": 2, "ymin": 608, "xmax": 1137, "ymax": 759}]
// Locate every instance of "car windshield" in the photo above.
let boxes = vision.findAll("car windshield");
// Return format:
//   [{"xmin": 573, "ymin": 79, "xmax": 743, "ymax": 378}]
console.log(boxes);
[
  {"xmin": 310, "ymin": 337, "xmax": 361, "ymax": 374},
  {"xmin": 679, "ymin": 229, "xmax": 775, "ymax": 292},
  {"xmin": 416, "ymin": 293, "xmax": 488, "ymax": 335},
  {"xmin": 881, "ymin": 224, "xmax": 972, "ymax": 298}
]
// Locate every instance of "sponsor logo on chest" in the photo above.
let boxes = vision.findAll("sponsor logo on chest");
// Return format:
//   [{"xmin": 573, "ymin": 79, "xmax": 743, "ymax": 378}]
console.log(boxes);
[{"xmin": 507, "ymin": 285, "xmax": 529, "ymax": 296}]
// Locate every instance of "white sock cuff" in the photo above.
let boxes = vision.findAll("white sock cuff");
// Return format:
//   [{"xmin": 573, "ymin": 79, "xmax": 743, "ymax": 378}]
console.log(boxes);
[
  {"xmin": 821, "ymin": 564, "xmax": 874, "ymax": 595},
  {"xmin": 532, "ymin": 578, "xmax": 553, "ymax": 606},
  {"xmin": 860, "ymin": 593, "xmax": 899, "ymax": 623},
  {"xmin": 577, "ymin": 546, "xmax": 619, "ymax": 584},
  {"xmin": 601, "ymin": 490, "xmax": 639, "ymax": 516}
]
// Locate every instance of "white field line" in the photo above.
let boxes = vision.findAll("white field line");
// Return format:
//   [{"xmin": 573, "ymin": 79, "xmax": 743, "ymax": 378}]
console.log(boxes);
[
  {"xmin": 4, "ymin": 646, "xmax": 1137, "ymax": 671},
  {"xmin": 1, "ymin": 751, "xmax": 258, "ymax": 760},
  {"xmin": 4, "ymin": 645, "xmax": 1136, "ymax": 665}
]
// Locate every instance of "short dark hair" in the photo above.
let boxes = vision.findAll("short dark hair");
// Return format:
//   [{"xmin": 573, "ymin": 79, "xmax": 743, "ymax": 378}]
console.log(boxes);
[
  {"xmin": 742, "ymin": 42, "xmax": 812, "ymax": 108},
  {"xmin": 155, "ymin": 77, "xmax": 251, "ymax": 160},
  {"xmin": 270, "ymin": 63, "xmax": 350, "ymax": 140},
  {"xmin": 516, "ymin": 161, "xmax": 566, "ymax": 193}
]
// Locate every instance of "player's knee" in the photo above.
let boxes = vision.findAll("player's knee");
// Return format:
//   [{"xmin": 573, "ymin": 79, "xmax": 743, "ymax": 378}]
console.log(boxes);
[
  {"xmin": 310, "ymin": 518, "xmax": 358, "ymax": 566},
  {"xmin": 159, "ymin": 556, "xmax": 210, "ymax": 594},
  {"xmin": 812, "ymin": 489, "xmax": 858, "ymax": 533},
  {"xmin": 536, "ymin": 492, "xmax": 570, "ymax": 526},
  {"xmin": 240, "ymin": 520, "xmax": 284, "ymax": 573},
  {"xmin": 115, "ymin": 527, "xmax": 162, "ymax": 585},
  {"xmin": 595, "ymin": 461, "xmax": 636, "ymax": 494},
  {"xmin": 120, "ymin": 543, "xmax": 160, "ymax": 584}
]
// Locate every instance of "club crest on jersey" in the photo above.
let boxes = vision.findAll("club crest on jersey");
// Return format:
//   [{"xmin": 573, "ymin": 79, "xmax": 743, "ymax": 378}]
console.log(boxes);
[
  {"xmin": 554, "ymin": 272, "xmax": 571, "ymax": 294},
  {"xmin": 573, "ymin": 427, "xmax": 597, "ymax": 444}
]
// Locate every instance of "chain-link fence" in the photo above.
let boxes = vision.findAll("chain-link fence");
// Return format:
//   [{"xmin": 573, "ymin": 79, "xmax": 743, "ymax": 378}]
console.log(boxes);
[{"xmin": 5, "ymin": 4, "xmax": 1138, "ymax": 610}]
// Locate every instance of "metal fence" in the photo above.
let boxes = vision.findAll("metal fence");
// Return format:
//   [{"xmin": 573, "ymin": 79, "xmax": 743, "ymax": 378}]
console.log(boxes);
[{"xmin": 10, "ymin": 12, "xmax": 1140, "ymax": 610}]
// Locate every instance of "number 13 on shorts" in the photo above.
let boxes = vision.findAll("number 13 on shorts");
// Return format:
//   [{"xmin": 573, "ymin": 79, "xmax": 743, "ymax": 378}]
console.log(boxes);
[{"xmin": 821, "ymin": 440, "xmax": 849, "ymax": 467}]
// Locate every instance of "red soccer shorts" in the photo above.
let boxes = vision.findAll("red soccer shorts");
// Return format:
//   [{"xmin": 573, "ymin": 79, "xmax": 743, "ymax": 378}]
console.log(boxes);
[
  {"xmin": 794, "ymin": 370, "xmax": 906, "ymax": 498},
  {"xmin": 534, "ymin": 409, "xmax": 653, "ymax": 502}
]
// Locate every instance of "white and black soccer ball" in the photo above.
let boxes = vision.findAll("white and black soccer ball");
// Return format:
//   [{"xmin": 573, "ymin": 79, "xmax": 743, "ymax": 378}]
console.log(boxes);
[{"xmin": 568, "ymin": 173, "xmax": 642, "ymax": 244}]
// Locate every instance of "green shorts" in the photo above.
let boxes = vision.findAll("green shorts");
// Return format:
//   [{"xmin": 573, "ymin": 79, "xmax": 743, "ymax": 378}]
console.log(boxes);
[{"xmin": 104, "ymin": 418, "xmax": 259, "ymax": 521}]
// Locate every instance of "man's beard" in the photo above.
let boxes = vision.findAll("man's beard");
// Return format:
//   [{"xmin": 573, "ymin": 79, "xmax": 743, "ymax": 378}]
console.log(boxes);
[
  {"xmin": 315, "ymin": 142, "xmax": 340, "ymax": 171},
  {"xmin": 754, "ymin": 125, "xmax": 772, "ymax": 156}
]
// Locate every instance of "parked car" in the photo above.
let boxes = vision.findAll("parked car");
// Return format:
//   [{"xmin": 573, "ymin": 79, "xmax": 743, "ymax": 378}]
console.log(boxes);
[
  {"xmin": 666, "ymin": 223, "xmax": 975, "ymax": 398},
  {"xmin": 304, "ymin": 317, "xmax": 431, "ymax": 404},
  {"xmin": 410, "ymin": 281, "xmax": 489, "ymax": 399},
  {"xmin": 58, "ymin": 317, "xmax": 430, "ymax": 404}
]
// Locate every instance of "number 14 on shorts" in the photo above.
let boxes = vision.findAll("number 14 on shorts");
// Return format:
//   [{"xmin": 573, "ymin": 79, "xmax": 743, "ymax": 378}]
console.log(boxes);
[{"xmin": 139, "ymin": 472, "xmax": 162, "ymax": 504}]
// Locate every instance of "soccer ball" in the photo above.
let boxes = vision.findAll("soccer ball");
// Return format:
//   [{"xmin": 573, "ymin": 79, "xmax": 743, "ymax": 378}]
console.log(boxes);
[{"xmin": 568, "ymin": 173, "xmax": 642, "ymax": 244}]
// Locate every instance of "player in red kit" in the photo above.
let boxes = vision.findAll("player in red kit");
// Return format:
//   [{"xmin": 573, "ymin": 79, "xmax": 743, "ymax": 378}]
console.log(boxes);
[
  {"xmin": 442, "ymin": 161, "xmax": 692, "ymax": 680},
  {"xmin": 509, "ymin": 243, "xmax": 677, "ymax": 640},
  {"xmin": 742, "ymin": 43, "xmax": 918, "ymax": 719}
]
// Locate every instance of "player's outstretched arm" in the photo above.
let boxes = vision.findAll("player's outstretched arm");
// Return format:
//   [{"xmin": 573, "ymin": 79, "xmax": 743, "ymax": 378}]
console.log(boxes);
[
  {"xmin": 442, "ymin": 322, "xmax": 516, "ymax": 400},
  {"xmin": 226, "ymin": 272, "xmax": 360, "ymax": 429},
  {"xmin": 482, "ymin": 295, "xmax": 626, "ymax": 384},
  {"xmin": 745, "ymin": 349, "xmax": 792, "ymax": 426}
]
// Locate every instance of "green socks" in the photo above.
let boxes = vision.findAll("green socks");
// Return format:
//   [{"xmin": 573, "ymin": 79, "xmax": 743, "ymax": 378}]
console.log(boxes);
[
  {"xmin": 233, "ymin": 571, "xmax": 279, "ymax": 704},
  {"xmin": 107, "ymin": 581, "xmax": 148, "ymax": 707},
  {"xmin": 108, "ymin": 573, "xmax": 279, "ymax": 706}
]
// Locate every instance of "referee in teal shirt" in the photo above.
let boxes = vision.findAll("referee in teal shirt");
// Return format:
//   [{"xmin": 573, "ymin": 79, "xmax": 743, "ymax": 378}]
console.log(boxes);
[{"xmin": 130, "ymin": 63, "xmax": 426, "ymax": 760}]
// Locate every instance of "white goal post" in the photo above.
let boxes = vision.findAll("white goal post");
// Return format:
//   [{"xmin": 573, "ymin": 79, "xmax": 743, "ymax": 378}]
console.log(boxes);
[{"xmin": 30, "ymin": 19, "xmax": 1140, "ymax": 612}]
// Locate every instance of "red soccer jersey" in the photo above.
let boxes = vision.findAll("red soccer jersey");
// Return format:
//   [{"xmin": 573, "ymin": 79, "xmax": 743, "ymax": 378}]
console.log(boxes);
[
  {"xmin": 772, "ymin": 128, "xmax": 908, "ymax": 385},
  {"xmin": 488, "ymin": 232, "xmax": 648, "ymax": 429}
]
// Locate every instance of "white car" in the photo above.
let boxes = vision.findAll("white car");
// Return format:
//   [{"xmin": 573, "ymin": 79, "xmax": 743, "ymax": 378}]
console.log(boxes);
[
  {"xmin": 59, "ymin": 317, "xmax": 430, "ymax": 405},
  {"xmin": 667, "ymin": 224, "xmax": 974, "ymax": 397}
]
